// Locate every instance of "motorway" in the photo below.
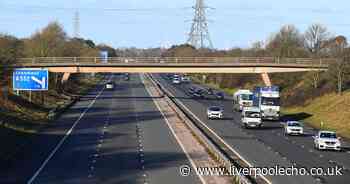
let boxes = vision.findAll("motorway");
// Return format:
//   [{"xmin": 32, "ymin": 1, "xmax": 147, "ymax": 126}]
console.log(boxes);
[
  {"xmin": 1, "ymin": 74, "xmax": 199, "ymax": 184},
  {"xmin": 153, "ymin": 74, "xmax": 350, "ymax": 184}
]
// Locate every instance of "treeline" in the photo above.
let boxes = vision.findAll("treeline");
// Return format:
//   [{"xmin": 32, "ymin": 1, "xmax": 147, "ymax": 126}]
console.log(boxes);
[
  {"xmin": 162, "ymin": 24, "xmax": 350, "ymax": 106},
  {"xmin": 0, "ymin": 22, "xmax": 119, "ymax": 90},
  {"xmin": 0, "ymin": 22, "xmax": 117, "ymax": 112}
]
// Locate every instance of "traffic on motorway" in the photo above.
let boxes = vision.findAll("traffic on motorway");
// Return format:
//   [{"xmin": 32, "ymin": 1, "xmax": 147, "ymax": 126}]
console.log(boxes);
[
  {"xmin": 165, "ymin": 73, "xmax": 345, "ymax": 151},
  {"xmin": 155, "ymin": 73, "xmax": 350, "ymax": 184}
]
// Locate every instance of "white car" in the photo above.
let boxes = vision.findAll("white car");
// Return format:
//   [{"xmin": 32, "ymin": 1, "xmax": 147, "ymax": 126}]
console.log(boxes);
[
  {"xmin": 181, "ymin": 76, "xmax": 191, "ymax": 83},
  {"xmin": 106, "ymin": 82, "xmax": 114, "ymax": 89},
  {"xmin": 241, "ymin": 107, "xmax": 262, "ymax": 128},
  {"xmin": 314, "ymin": 131, "xmax": 341, "ymax": 151},
  {"xmin": 284, "ymin": 121, "xmax": 304, "ymax": 135},
  {"xmin": 172, "ymin": 77, "xmax": 181, "ymax": 84},
  {"xmin": 207, "ymin": 106, "xmax": 224, "ymax": 119}
]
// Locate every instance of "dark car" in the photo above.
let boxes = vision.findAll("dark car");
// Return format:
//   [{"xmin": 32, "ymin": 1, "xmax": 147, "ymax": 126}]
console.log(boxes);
[
  {"xmin": 188, "ymin": 87, "xmax": 196, "ymax": 95},
  {"xmin": 215, "ymin": 92, "xmax": 225, "ymax": 100},
  {"xmin": 124, "ymin": 74, "xmax": 130, "ymax": 80},
  {"xmin": 193, "ymin": 88, "xmax": 205, "ymax": 98},
  {"xmin": 207, "ymin": 88, "xmax": 214, "ymax": 95}
]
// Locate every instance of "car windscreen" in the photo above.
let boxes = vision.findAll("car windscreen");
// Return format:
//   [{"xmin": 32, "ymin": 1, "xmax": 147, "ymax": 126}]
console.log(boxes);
[
  {"xmin": 209, "ymin": 107, "xmax": 221, "ymax": 111},
  {"xmin": 288, "ymin": 122, "xmax": 301, "ymax": 127},
  {"xmin": 216, "ymin": 92, "xmax": 224, "ymax": 96},
  {"xmin": 245, "ymin": 111, "xmax": 260, "ymax": 118},
  {"xmin": 261, "ymin": 97, "xmax": 280, "ymax": 106},
  {"xmin": 320, "ymin": 132, "xmax": 337, "ymax": 139},
  {"xmin": 241, "ymin": 94, "xmax": 253, "ymax": 101}
]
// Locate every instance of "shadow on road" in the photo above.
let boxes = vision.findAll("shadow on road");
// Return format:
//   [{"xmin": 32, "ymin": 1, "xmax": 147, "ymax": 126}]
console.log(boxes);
[{"xmin": 281, "ymin": 112, "xmax": 313, "ymax": 121}]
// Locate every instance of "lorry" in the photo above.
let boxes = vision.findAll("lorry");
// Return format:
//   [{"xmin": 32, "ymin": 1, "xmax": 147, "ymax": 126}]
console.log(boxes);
[
  {"xmin": 253, "ymin": 86, "xmax": 280, "ymax": 120},
  {"xmin": 241, "ymin": 106, "xmax": 262, "ymax": 128},
  {"xmin": 233, "ymin": 90, "xmax": 253, "ymax": 111}
]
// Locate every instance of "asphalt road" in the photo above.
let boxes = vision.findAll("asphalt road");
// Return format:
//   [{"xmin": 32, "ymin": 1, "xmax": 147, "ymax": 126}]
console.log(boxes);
[
  {"xmin": 154, "ymin": 74, "xmax": 350, "ymax": 184},
  {"xmin": 2, "ymin": 74, "xmax": 199, "ymax": 184}
]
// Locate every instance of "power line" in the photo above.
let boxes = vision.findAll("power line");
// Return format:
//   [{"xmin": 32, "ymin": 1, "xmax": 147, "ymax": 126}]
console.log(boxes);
[{"xmin": 187, "ymin": 0, "xmax": 213, "ymax": 49}]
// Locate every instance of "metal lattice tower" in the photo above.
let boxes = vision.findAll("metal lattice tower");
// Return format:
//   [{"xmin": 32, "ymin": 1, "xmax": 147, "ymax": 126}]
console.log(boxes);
[
  {"xmin": 73, "ymin": 11, "xmax": 80, "ymax": 38},
  {"xmin": 187, "ymin": 0, "xmax": 213, "ymax": 49}
]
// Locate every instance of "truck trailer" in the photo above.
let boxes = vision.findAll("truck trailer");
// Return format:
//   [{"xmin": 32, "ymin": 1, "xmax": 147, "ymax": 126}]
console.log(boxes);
[{"xmin": 253, "ymin": 86, "xmax": 280, "ymax": 120}]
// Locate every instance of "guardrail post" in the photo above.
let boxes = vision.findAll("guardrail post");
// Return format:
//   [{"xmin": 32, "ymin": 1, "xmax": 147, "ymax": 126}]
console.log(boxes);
[
  {"xmin": 73, "ymin": 57, "xmax": 77, "ymax": 63},
  {"xmin": 94, "ymin": 57, "xmax": 97, "ymax": 63}
]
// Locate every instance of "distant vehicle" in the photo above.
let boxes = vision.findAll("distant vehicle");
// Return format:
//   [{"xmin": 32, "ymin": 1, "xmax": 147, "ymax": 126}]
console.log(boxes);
[
  {"xmin": 106, "ymin": 82, "xmax": 114, "ymax": 89},
  {"xmin": 314, "ymin": 131, "xmax": 341, "ymax": 151},
  {"xmin": 233, "ymin": 90, "xmax": 253, "ymax": 111},
  {"xmin": 166, "ymin": 74, "xmax": 172, "ymax": 80},
  {"xmin": 172, "ymin": 77, "xmax": 181, "ymax": 84},
  {"xmin": 207, "ymin": 88, "xmax": 214, "ymax": 95},
  {"xmin": 253, "ymin": 86, "xmax": 280, "ymax": 120},
  {"xmin": 193, "ymin": 88, "xmax": 205, "ymax": 98},
  {"xmin": 207, "ymin": 106, "xmax": 224, "ymax": 119},
  {"xmin": 215, "ymin": 92, "xmax": 225, "ymax": 100},
  {"xmin": 241, "ymin": 106, "xmax": 262, "ymax": 128},
  {"xmin": 284, "ymin": 121, "xmax": 304, "ymax": 135},
  {"xmin": 124, "ymin": 73, "xmax": 130, "ymax": 80},
  {"xmin": 188, "ymin": 86, "xmax": 196, "ymax": 95},
  {"xmin": 181, "ymin": 76, "xmax": 191, "ymax": 83}
]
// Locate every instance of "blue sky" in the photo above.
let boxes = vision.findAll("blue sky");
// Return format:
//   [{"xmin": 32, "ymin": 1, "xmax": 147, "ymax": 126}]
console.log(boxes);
[{"xmin": 1, "ymin": 0, "xmax": 349, "ymax": 49}]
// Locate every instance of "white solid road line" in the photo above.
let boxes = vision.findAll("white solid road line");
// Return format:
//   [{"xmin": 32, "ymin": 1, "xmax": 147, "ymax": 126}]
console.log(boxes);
[
  {"xmin": 27, "ymin": 85, "xmax": 106, "ymax": 184},
  {"xmin": 155, "ymin": 76, "xmax": 272, "ymax": 184},
  {"xmin": 141, "ymin": 75, "xmax": 207, "ymax": 184}
]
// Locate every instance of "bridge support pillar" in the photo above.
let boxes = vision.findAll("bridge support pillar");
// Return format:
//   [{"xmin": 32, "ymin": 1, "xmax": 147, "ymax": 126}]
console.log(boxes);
[
  {"xmin": 261, "ymin": 72, "xmax": 272, "ymax": 86},
  {"xmin": 61, "ymin": 73, "xmax": 71, "ymax": 84}
]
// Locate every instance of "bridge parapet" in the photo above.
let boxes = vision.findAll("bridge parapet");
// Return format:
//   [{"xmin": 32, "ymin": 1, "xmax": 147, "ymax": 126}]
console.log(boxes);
[{"xmin": 16, "ymin": 57, "xmax": 335, "ymax": 66}]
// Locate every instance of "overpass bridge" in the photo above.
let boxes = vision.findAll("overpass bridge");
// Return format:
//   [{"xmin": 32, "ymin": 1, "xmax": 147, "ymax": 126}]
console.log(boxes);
[{"xmin": 12, "ymin": 57, "xmax": 332, "ymax": 86}]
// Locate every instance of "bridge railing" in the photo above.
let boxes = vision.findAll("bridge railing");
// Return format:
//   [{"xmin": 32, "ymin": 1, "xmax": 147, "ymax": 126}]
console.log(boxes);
[{"xmin": 16, "ymin": 57, "xmax": 335, "ymax": 66}]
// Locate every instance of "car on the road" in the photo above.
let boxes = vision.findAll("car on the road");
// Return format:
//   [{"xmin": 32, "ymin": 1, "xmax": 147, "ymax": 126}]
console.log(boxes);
[
  {"xmin": 215, "ymin": 92, "xmax": 225, "ymax": 100},
  {"xmin": 314, "ymin": 131, "xmax": 341, "ymax": 151},
  {"xmin": 241, "ymin": 106, "xmax": 262, "ymax": 128},
  {"xmin": 106, "ymin": 82, "xmax": 114, "ymax": 89},
  {"xmin": 284, "ymin": 121, "xmax": 304, "ymax": 135},
  {"xmin": 188, "ymin": 86, "xmax": 196, "ymax": 95},
  {"xmin": 181, "ymin": 76, "xmax": 191, "ymax": 83},
  {"xmin": 193, "ymin": 88, "xmax": 205, "ymax": 98},
  {"xmin": 207, "ymin": 106, "xmax": 224, "ymax": 119},
  {"xmin": 172, "ymin": 77, "xmax": 181, "ymax": 84},
  {"xmin": 124, "ymin": 73, "xmax": 130, "ymax": 80},
  {"xmin": 206, "ymin": 88, "xmax": 214, "ymax": 95}
]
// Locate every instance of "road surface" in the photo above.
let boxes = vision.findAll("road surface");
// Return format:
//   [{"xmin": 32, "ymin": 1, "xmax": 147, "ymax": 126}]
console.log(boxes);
[
  {"xmin": 154, "ymin": 74, "xmax": 350, "ymax": 184},
  {"xmin": 1, "ymin": 74, "xmax": 199, "ymax": 184}
]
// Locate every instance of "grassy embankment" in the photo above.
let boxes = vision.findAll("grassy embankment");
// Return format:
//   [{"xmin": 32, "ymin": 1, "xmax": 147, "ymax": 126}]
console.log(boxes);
[
  {"xmin": 190, "ymin": 75, "xmax": 350, "ymax": 139},
  {"xmin": 0, "ymin": 74, "xmax": 103, "ymax": 165}
]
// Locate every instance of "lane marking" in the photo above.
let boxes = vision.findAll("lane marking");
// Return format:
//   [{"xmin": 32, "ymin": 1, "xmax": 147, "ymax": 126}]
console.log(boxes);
[
  {"xmin": 142, "ymin": 75, "xmax": 207, "ymax": 184},
  {"xmin": 152, "ymin": 75, "xmax": 272, "ymax": 184},
  {"xmin": 27, "ymin": 86, "xmax": 106, "ymax": 184}
]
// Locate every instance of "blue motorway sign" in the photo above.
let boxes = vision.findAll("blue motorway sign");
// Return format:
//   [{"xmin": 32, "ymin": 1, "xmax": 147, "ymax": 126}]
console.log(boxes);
[
  {"xmin": 13, "ymin": 69, "xmax": 49, "ymax": 91},
  {"xmin": 100, "ymin": 51, "xmax": 108, "ymax": 63}
]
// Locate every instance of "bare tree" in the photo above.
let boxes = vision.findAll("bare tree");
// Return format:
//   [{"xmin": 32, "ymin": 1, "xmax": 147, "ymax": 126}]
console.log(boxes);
[
  {"xmin": 304, "ymin": 24, "xmax": 331, "ymax": 89},
  {"xmin": 304, "ymin": 24, "xmax": 330, "ymax": 55},
  {"xmin": 266, "ymin": 25, "xmax": 305, "ymax": 57},
  {"xmin": 326, "ymin": 36, "xmax": 349, "ymax": 94},
  {"xmin": 24, "ymin": 22, "xmax": 67, "ymax": 57}
]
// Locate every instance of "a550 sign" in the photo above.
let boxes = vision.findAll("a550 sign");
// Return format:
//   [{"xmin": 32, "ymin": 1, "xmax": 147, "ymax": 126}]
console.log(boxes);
[{"xmin": 13, "ymin": 69, "xmax": 49, "ymax": 91}]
